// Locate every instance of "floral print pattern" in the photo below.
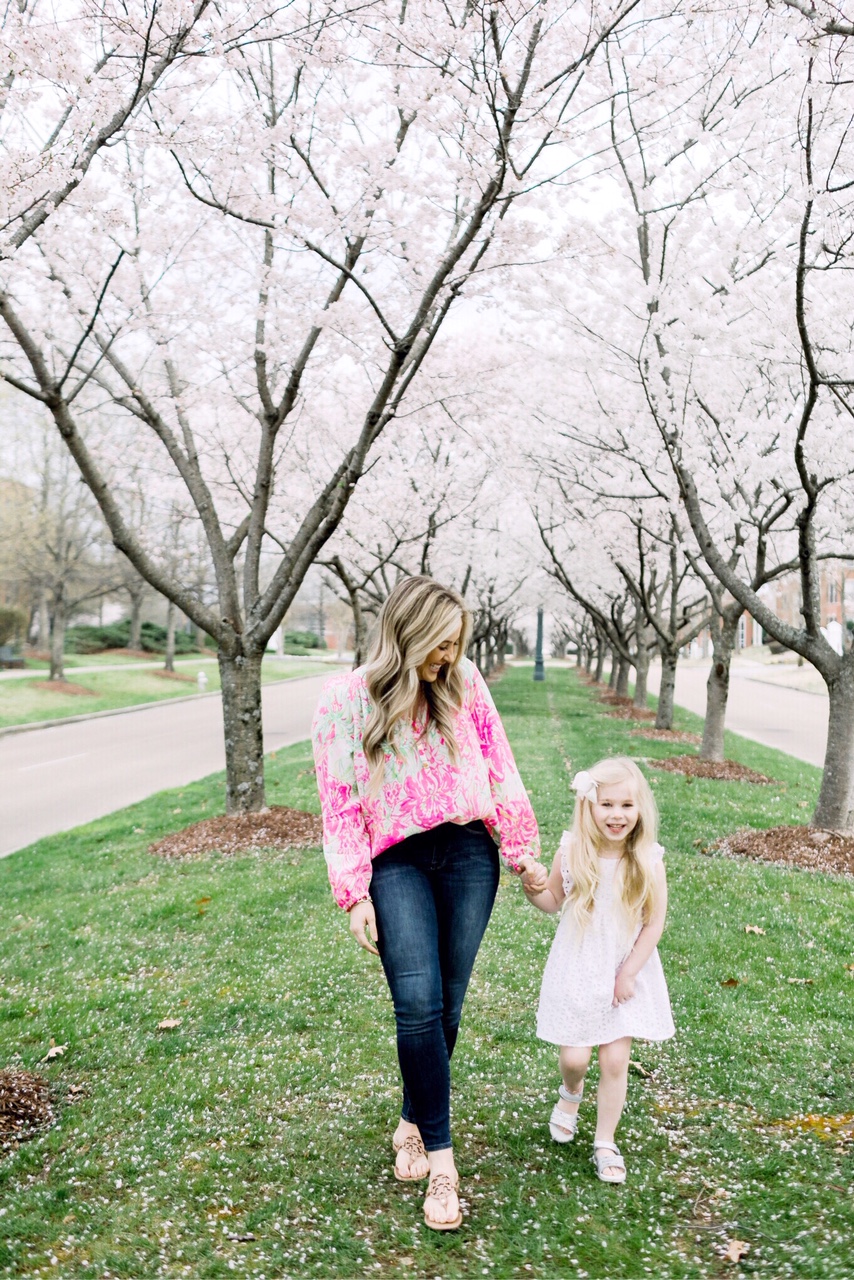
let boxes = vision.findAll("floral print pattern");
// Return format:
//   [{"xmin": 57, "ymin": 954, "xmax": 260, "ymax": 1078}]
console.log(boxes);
[{"xmin": 312, "ymin": 656, "xmax": 541, "ymax": 909}]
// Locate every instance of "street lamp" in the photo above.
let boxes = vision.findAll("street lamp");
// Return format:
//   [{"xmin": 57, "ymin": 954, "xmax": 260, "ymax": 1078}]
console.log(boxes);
[{"xmin": 533, "ymin": 607, "xmax": 545, "ymax": 682}]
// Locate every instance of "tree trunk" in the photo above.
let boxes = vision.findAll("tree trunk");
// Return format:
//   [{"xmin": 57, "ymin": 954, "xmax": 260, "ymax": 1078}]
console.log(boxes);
[
  {"xmin": 128, "ymin": 593, "xmax": 143, "ymax": 650},
  {"xmin": 219, "ymin": 651, "xmax": 266, "ymax": 814},
  {"xmin": 616, "ymin": 654, "xmax": 630, "ymax": 698},
  {"xmin": 195, "ymin": 623, "xmax": 206, "ymax": 651},
  {"xmin": 655, "ymin": 649, "xmax": 678, "ymax": 730},
  {"xmin": 700, "ymin": 612, "xmax": 740, "ymax": 762},
  {"xmin": 352, "ymin": 600, "xmax": 368, "ymax": 669},
  {"xmin": 633, "ymin": 638, "xmax": 650, "ymax": 709},
  {"xmin": 813, "ymin": 664, "xmax": 854, "ymax": 832},
  {"xmin": 49, "ymin": 594, "xmax": 66, "ymax": 681},
  {"xmin": 594, "ymin": 638, "xmax": 605, "ymax": 683},
  {"xmin": 164, "ymin": 600, "xmax": 176, "ymax": 672},
  {"xmin": 37, "ymin": 587, "xmax": 50, "ymax": 650},
  {"xmin": 608, "ymin": 650, "xmax": 618, "ymax": 690}
]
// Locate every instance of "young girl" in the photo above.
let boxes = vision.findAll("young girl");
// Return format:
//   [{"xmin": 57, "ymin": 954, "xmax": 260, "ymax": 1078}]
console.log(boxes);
[{"xmin": 519, "ymin": 757, "xmax": 674, "ymax": 1184}]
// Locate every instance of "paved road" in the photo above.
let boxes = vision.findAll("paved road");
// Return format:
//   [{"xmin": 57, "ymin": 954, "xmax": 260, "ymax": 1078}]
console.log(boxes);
[
  {"xmin": 0, "ymin": 674, "xmax": 330, "ymax": 859},
  {"xmin": 0, "ymin": 654, "xmax": 322, "ymax": 681},
  {"xmin": 646, "ymin": 660, "xmax": 828, "ymax": 767}
]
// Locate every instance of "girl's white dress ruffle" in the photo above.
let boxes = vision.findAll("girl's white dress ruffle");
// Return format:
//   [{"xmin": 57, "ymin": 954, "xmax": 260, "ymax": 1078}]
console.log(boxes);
[{"xmin": 536, "ymin": 834, "xmax": 675, "ymax": 1047}]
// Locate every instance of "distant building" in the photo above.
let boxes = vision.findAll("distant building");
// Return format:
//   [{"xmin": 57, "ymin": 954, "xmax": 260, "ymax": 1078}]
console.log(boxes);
[{"xmin": 689, "ymin": 561, "xmax": 853, "ymax": 656}]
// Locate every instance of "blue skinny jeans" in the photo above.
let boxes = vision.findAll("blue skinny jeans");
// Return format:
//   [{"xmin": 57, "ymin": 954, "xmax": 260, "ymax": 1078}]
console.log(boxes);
[{"xmin": 370, "ymin": 820, "xmax": 499, "ymax": 1152}]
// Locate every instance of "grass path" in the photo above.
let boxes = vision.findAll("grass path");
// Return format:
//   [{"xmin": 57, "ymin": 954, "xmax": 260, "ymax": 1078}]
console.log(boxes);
[
  {"xmin": 0, "ymin": 661, "xmax": 327, "ymax": 729},
  {"xmin": 0, "ymin": 668, "xmax": 851, "ymax": 1279}
]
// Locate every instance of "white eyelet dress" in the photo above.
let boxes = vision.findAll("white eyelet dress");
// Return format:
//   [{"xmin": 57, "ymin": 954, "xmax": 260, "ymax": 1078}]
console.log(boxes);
[{"xmin": 536, "ymin": 833, "xmax": 675, "ymax": 1048}]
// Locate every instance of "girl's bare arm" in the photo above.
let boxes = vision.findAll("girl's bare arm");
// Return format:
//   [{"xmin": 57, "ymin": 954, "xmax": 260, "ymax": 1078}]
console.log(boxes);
[
  {"xmin": 613, "ymin": 861, "xmax": 668, "ymax": 1004},
  {"xmin": 519, "ymin": 850, "xmax": 565, "ymax": 914}
]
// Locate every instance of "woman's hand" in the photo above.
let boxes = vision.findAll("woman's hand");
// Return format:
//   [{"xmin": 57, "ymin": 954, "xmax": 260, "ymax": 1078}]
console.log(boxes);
[
  {"xmin": 349, "ymin": 900, "xmax": 379, "ymax": 955},
  {"xmin": 517, "ymin": 855, "xmax": 548, "ymax": 894},
  {"xmin": 613, "ymin": 967, "xmax": 636, "ymax": 1006}
]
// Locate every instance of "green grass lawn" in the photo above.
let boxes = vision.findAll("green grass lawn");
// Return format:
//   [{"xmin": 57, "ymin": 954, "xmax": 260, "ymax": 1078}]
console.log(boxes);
[
  {"xmin": 0, "ymin": 660, "xmax": 334, "ymax": 729},
  {"xmin": 0, "ymin": 668, "xmax": 851, "ymax": 1279}
]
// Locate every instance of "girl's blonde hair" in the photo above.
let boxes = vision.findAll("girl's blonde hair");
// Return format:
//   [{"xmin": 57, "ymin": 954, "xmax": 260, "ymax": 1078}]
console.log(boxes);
[
  {"xmin": 363, "ymin": 576, "xmax": 471, "ymax": 793},
  {"xmin": 565, "ymin": 757, "xmax": 659, "ymax": 929}
]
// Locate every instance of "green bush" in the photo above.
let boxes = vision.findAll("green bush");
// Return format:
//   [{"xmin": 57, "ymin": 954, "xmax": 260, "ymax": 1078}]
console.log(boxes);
[
  {"xmin": 0, "ymin": 605, "xmax": 27, "ymax": 648},
  {"xmin": 65, "ymin": 621, "xmax": 201, "ymax": 655},
  {"xmin": 283, "ymin": 629, "xmax": 325, "ymax": 649}
]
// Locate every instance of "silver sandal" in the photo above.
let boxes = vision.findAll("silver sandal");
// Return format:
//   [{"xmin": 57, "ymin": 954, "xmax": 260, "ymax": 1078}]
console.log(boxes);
[
  {"xmin": 548, "ymin": 1083, "xmax": 584, "ymax": 1143},
  {"xmin": 593, "ymin": 1140, "xmax": 626, "ymax": 1184}
]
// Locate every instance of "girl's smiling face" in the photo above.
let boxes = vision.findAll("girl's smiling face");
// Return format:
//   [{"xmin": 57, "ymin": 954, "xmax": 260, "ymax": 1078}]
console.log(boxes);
[{"xmin": 591, "ymin": 781, "xmax": 640, "ymax": 848}]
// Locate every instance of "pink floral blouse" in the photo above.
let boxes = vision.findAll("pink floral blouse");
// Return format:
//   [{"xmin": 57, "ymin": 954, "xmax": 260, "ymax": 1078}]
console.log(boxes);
[{"xmin": 312, "ymin": 656, "xmax": 541, "ymax": 910}]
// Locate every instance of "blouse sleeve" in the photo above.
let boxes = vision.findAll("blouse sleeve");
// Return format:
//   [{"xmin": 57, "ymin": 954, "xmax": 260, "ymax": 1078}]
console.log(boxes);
[
  {"xmin": 467, "ymin": 664, "xmax": 541, "ymax": 869},
  {"xmin": 311, "ymin": 676, "xmax": 374, "ymax": 911}
]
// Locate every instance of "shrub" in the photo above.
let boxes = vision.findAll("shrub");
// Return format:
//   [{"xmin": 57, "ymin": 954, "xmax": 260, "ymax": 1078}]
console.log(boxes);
[
  {"xmin": 283, "ymin": 630, "xmax": 325, "ymax": 650},
  {"xmin": 65, "ymin": 621, "xmax": 201, "ymax": 654},
  {"xmin": 0, "ymin": 606, "xmax": 27, "ymax": 648}
]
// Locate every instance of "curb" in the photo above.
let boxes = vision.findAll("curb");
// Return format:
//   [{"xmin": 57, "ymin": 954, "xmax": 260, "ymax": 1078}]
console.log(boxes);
[{"xmin": 0, "ymin": 671, "xmax": 334, "ymax": 739}]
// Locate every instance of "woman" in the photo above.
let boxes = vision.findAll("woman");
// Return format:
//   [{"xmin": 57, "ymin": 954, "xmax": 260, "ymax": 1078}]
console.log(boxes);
[{"xmin": 312, "ymin": 576, "xmax": 542, "ymax": 1231}]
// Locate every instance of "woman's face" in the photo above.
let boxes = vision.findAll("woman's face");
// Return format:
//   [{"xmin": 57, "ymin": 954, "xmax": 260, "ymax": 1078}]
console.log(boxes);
[{"xmin": 417, "ymin": 620, "xmax": 463, "ymax": 683}]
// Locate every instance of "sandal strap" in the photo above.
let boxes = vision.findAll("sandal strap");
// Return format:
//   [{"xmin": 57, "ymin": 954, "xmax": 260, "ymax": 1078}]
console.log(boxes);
[
  {"xmin": 400, "ymin": 1134, "xmax": 426, "ymax": 1159},
  {"xmin": 427, "ymin": 1172, "xmax": 457, "ymax": 1203},
  {"xmin": 550, "ymin": 1105, "xmax": 578, "ymax": 1132},
  {"xmin": 593, "ymin": 1142, "xmax": 625, "ymax": 1168},
  {"xmin": 559, "ymin": 1084, "xmax": 584, "ymax": 1104}
]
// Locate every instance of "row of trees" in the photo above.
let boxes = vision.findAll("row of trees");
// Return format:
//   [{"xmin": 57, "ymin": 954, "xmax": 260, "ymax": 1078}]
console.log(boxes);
[
  {"xmin": 0, "ymin": 416, "xmax": 212, "ymax": 677},
  {"xmin": 1, "ymin": 0, "xmax": 851, "ymax": 826},
  {"xmin": 500, "ymin": 4, "xmax": 854, "ymax": 827}
]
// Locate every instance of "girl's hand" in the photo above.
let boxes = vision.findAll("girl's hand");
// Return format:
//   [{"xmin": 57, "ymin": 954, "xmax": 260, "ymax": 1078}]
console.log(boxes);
[
  {"xmin": 518, "ymin": 855, "xmax": 548, "ymax": 893},
  {"xmin": 349, "ymin": 900, "xmax": 379, "ymax": 955},
  {"xmin": 613, "ymin": 968, "xmax": 636, "ymax": 1006}
]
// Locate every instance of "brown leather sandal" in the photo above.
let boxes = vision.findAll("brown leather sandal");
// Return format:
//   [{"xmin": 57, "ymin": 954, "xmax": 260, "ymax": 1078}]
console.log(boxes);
[
  {"xmin": 393, "ymin": 1132, "xmax": 429, "ymax": 1182},
  {"xmin": 423, "ymin": 1172, "xmax": 462, "ymax": 1231}
]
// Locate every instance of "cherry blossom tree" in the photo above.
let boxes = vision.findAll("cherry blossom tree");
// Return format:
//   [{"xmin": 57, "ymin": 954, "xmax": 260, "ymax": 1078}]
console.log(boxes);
[
  {"xmin": 0, "ymin": 0, "xmax": 648, "ymax": 811},
  {"xmin": 608, "ymin": 37, "xmax": 854, "ymax": 823},
  {"xmin": 0, "ymin": 0, "xmax": 216, "ymax": 257},
  {"xmin": 320, "ymin": 417, "xmax": 489, "ymax": 665}
]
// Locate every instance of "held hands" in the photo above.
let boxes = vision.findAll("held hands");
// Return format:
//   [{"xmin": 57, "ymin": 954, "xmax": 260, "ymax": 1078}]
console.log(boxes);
[
  {"xmin": 349, "ymin": 899, "xmax": 379, "ymax": 955},
  {"xmin": 517, "ymin": 855, "xmax": 548, "ymax": 894},
  {"xmin": 613, "ymin": 967, "xmax": 636, "ymax": 1007}
]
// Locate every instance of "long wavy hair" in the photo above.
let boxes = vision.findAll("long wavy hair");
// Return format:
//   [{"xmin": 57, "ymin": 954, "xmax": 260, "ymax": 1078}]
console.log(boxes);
[
  {"xmin": 565, "ymin": 757, "xmax": 659, "ymax": 930},
  {"xmin": 363, "ymin": 576, "xmax": 471, "ymax": 794}
]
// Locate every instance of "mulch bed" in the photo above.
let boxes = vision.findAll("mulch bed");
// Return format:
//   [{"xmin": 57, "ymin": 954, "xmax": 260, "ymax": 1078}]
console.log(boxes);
[
  {"xmin": 712, "ymin": 825, "xmax": 854, "ymax": 878},
  {"xmin": 631, "ymin": 728, "xmax": 703, "ymax": 744},
  {"xmin": 649, "ymin": 755, "xmax": 775, "ymax": 784},
  {"xmin": 150, "ymin": 806, "xmax": 324, "ymax": 860},
  {"xmin": 32, "ymin": 680, "xmax": 94, "ymax": 695},
  {"xmin": 0, "ymin": 1070, "xmax": 54, "ymax": 1153},
  {"xmin": 597, "ymin": 690, "xmax": 632, "ymax": 706},
  {"xmin": 152, "ymin": 669, "xmax": 195, "ymax": 682},
  {"xmin": 605, "ymin": 705, "xmax": 657, "ymax": 722}
]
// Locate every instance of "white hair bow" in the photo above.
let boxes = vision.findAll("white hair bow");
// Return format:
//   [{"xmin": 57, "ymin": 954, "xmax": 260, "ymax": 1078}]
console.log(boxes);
[{"xmin": 571, "ymin": 770, "xmax": 598, "ymax": 803}]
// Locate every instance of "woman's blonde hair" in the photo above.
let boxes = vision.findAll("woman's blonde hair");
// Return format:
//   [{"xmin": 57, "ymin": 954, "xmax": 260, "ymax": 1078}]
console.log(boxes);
[
  {"xmin": 363, "ymin": 576, "xmax": 471, "ymax": 793},
  {"xmin": 565, "ymin": 757, "xmax": 659, "ymax": 929}
]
